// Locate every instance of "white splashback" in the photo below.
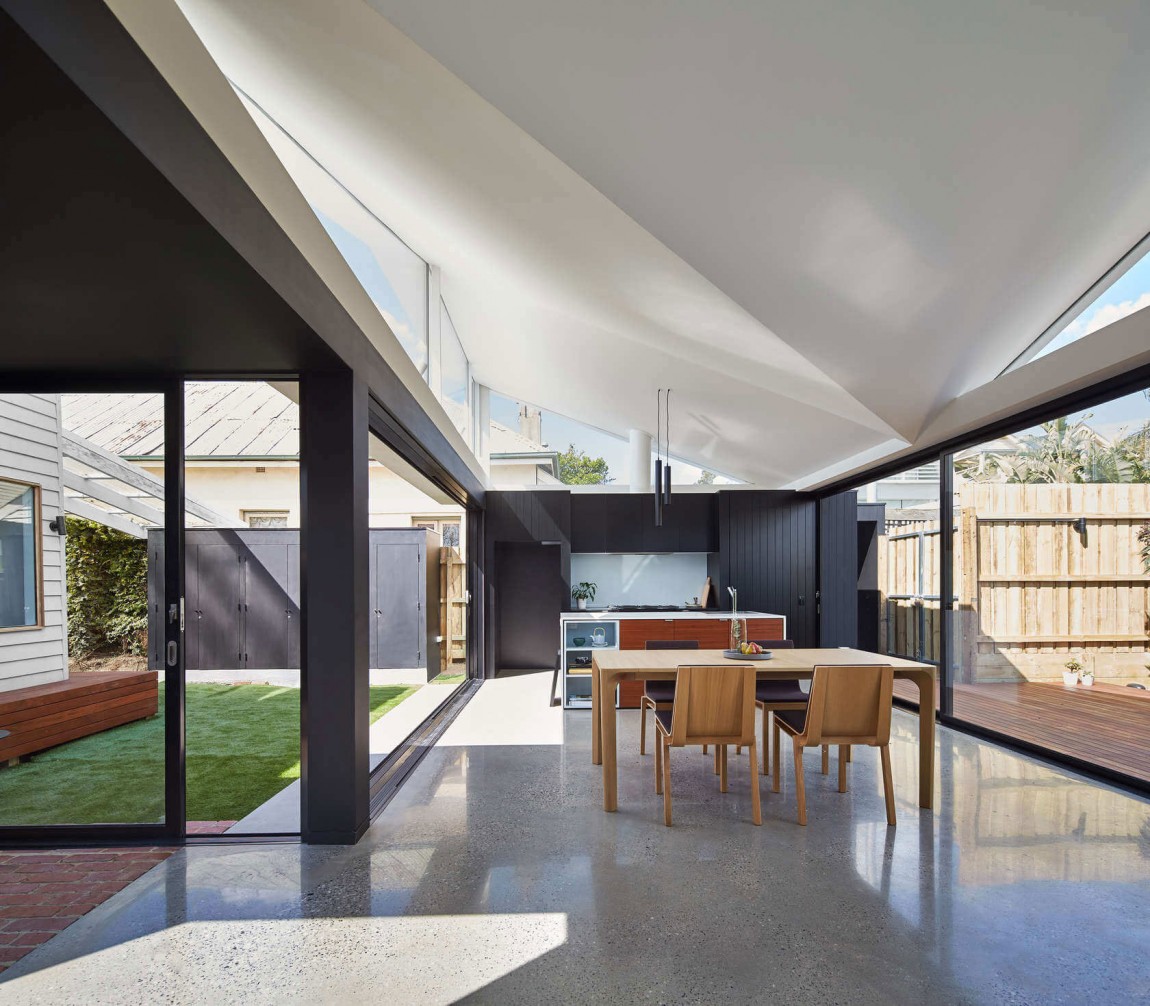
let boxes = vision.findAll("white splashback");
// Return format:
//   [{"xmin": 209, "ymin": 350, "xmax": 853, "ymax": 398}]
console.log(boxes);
[{"xmin": 570, "ymin": 553, "xmax": 708, "ymax": 607}]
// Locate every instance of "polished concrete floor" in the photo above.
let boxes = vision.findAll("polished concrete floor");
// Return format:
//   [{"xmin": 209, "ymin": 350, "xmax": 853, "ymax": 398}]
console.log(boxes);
[{"xmin": 1, "ymin": 671, "xmax": 1148, "ymax": 1004}]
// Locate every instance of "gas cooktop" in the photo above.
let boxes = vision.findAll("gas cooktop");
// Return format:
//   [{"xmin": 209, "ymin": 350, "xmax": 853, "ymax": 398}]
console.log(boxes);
[{"xmin": 606, "ymin": 604, "xmax": 687, "ymax": 612}]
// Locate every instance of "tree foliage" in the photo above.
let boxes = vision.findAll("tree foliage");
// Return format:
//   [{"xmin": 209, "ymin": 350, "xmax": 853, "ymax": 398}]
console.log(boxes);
[
  {"xmin": 65, "ymin": 518, "xmax": 149, "ymax": 659},
  {"xmin": 696, "ymin": 470, "xmax": 717, "ymax": 485},
  {"xmin": 956, "ymin": 417, "xmax": 1150, "ymax": 485},
  {"xmin": 557, "ymin": 444, "xmax": 612, "ymax": 485}
]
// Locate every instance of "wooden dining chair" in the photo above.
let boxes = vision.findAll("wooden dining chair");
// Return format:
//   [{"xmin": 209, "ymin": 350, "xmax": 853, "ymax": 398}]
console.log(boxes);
[
  {"xmin": 639, "ymin": 640, "xmax": 699, "ymax": 756},
  {"xmin": 771, "ymin": 664, "xmax": 895, "ymax": 827},
  {"xmin": 654, "ymin": 664, "xmax": 761, "ymax": 827}
]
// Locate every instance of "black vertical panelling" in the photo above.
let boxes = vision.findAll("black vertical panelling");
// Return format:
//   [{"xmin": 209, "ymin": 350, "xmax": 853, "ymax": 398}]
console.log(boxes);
[{"xmin": 818, "ymin": 491, "xmax": 858, "ymax": 647}]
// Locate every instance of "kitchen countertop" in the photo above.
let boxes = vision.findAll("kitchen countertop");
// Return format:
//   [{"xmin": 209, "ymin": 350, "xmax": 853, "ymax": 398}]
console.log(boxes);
[{"xmin": 560, "ymin": 610, "xmax": 782, "ymax": 620}]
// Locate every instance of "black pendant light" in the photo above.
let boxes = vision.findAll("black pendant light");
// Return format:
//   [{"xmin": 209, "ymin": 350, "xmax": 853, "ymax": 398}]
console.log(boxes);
[
  {"xmin": 654, "ymin": 389, "xmax": 663, "ymax": 526},
  {"xmin": 663, "ymin": 388, "xmax": 673, "ymax": 505}
]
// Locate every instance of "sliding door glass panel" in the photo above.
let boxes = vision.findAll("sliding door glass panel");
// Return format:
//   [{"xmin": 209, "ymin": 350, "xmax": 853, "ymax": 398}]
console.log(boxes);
[
  {"xmin": 0, "ymin": 392, "xmax": 165, "ymax": 826},
  {"xmin": 184, "ymin": 381, "xmax": 301, "ymax": 836},
  {"xmin": 366, "ymin": 431, "xmax": 467, "ymax": 776},
  {"xmin": 948, "ymin": 389, "xmax": 1150, "ymax": 785},
  {"xmin": 855, "ymin": 463, "xmax": 943, "ymax": 710}
]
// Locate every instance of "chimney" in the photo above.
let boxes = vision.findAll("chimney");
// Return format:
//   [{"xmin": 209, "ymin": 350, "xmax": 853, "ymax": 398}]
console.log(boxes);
[{"xmin": 518, "ymin": 405, "xmax": 542, "ymax": 446}]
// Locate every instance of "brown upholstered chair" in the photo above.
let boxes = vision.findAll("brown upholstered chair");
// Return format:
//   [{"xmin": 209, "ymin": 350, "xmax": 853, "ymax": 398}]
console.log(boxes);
[
  {"xmin": 772, "ymin": 664, "xmax": 895, "ymax": 826},
  {"xmin": 654, "ymin": 664, "xmax": 761, "ymax": 827},
  {"xmin": 639, "ymin": 640, "xmax": 699, "ymax": 756}
]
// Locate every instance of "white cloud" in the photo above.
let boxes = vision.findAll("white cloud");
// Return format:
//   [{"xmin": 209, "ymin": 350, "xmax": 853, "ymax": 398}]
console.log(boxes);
[{"xmin": 1081, "ymin": 290, "xmax": 1150, "ymax": 336}]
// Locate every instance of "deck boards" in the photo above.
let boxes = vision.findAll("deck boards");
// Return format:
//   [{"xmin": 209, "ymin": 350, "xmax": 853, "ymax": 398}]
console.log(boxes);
[
  {"xmin": 894, "ymin": 678, "xmax": 1150, "ymax": 785},
  {"xmin": 0, "ymin": 671, "xmax": 158, "ymax": 761}
]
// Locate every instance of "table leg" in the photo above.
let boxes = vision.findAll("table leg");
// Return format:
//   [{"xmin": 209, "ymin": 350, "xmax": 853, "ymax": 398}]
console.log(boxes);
[
  {"xmin": 601, "ymin": 669, "xmax": 619, "ymax": 812},
  {"xmin": 911, "ymin": 670, "xmax": 935, "ymax": 809},
  {"xmin": 591, "ymin": 659, "xmax": 601, "ymax": 766}
]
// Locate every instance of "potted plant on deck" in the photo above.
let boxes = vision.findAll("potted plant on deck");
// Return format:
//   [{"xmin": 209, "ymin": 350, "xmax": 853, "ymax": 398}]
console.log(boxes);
[
  {"xmin": 1078, "ymin": 664, "xmax": 1095, "ymax": 687},
  {"xmin": 572, "ymin": 581, "xmax": 598, "ymax": 611},
  {"xmin": 1062, "ymin": 657, "xmax": 1082, "ymax": 688}
]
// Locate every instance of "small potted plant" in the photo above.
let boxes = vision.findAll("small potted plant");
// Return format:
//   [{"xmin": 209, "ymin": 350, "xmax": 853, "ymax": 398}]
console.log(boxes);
[
  {"xmin": 1079, "ymin": 663, "xmax": 1095, "ymax": 687},
  {"xmin": 1062, "ymin": 657, "xmax": 1082, "ymax": 688},
  {"xmin": 571, "ymin": 581, "xmax": 597, "ymax": 611}
]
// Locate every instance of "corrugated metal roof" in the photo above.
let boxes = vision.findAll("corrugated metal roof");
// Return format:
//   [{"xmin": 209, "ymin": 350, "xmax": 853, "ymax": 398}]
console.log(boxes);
[
  {"xmin": 63, "ymin": 385, "xmax": 547, "ymax": 461},
  {"xmin": 62, "ymin": 384, "xmax": 299, "ymax": 459}
]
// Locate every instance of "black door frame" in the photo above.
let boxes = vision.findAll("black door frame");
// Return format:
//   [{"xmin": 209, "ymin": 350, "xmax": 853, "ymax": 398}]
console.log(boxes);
[
  {"xmin": 813, "ymin": 365, "xmax": 1150, "ymax": 799},
  {"xmin": 0, "ymin": 375, "xmax": 185, "ymax": 845}
]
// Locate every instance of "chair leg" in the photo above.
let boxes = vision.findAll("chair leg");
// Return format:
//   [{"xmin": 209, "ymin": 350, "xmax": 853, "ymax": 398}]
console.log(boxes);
[
  {"xmin": 748, "ymin": 738, "xmax": 762, "ymax": 826},
  {"xmin": 793, "ymin": 739, "xmax": 807, "ymax": 826},
  {"xmin": 880, "ymin": 744, "xmax": 896, "ymax": 826},
  {"xmin": 662, "ymin": 737, "xmax": 673, "ymax": 827},
  {"xmin": 772, "ymin": 721, "xmax": 781, "ymax": 794},
  {"xmin": 640, "ymin": 699, "xmax": 648, "ymax": 756},
  {"xmin": 655, "ymin": 727, "xmax": 663, "ymax": 794},
  {"xmin": 838, "ymin": 745, "xmax": 848, "ymax": 793},
  {"xmin": 702, "ymin": 744, "xmax": 708, "ymax": 755},
  {"xmin": 719, "ymin": 744, "xmax": 729, "ymax": 793},
  {"xmin": 714, "ymin": 745, "xmax": 721, "ymax": 775},
  {"xmin": 762, "ymin": 709, "xmax": 771, "ymax": 775},
  {"xmin": 821, "ymin": 745, "xmax": 829, "ymax": 775},
  {"xmin": 845, "ymin": 745, "xmax": 852, "ymax": 763}
]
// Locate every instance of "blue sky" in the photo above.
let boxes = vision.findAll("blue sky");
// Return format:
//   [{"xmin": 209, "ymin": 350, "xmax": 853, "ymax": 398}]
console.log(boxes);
[{"xmin": 1035, "ymin": 249, "xmax": 1150, "ymax": 361}]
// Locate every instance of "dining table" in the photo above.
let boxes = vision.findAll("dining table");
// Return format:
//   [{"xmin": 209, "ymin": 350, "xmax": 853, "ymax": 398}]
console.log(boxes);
[{"xmin": 591, "ymin": 647, "xmax": 936, "ymax": 811}]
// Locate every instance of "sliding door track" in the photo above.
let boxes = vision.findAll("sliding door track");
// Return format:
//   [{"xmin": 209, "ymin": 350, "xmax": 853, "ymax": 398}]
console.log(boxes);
[{"xmin": 368, "ymin": 679, "xmax": 481, "ymax": 819}]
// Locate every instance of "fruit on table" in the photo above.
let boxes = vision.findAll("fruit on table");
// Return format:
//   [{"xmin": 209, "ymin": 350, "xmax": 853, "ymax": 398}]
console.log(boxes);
[{"xmin": 738, "ymin": 641, "xmax": 764, "ymax": 654}]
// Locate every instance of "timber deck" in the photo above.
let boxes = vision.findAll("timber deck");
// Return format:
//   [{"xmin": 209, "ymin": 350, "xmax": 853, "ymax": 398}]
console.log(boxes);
[
  {"xmin": 894, "ymin": 677, "xmax": 1150, "ymax": 786},
  {"xmin": 0, "ymin": 671, "xmax": 159, "ymax": 763}
]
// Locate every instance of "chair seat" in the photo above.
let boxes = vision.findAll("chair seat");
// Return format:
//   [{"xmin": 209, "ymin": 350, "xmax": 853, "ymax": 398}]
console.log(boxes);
[
  {"xmin": 755, "ymin": 679, "xmax": 807, "ymax": 704},
  {"xmin": 774, "ymin": 708, "xmax": 807, "ymax": 734},
  {"xmin": 644, "ymin": 681, "xmax": 677, "ymax": 703},
  {"xmin": 654, "ymin": 708, "xmax": 674, "ymax": 733}
]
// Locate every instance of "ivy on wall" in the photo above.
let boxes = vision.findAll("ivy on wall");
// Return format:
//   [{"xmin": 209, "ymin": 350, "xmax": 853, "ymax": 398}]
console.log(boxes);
[{"xmin": 65, "ymin": 518, "xmax": 149, "ymax": 659}]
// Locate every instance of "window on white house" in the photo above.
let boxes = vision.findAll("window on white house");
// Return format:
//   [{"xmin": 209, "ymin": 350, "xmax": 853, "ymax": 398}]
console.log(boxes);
[
  {"xmin": 243, "ymin": 510, "xmax": 289, "ymax": 529},
  {"xmin": 0, "ymin": 478, "xmax": 39, "ymax": 629}
]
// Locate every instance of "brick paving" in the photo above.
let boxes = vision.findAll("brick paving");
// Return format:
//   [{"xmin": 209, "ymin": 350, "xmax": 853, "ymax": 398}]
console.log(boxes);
[
  {"xmin": 0, "ymin": 847, "xmax": 175, "ymax": 973},
  {"xmin": 186, "ymin": 821, "xmax": 237, "ymax": 836}
]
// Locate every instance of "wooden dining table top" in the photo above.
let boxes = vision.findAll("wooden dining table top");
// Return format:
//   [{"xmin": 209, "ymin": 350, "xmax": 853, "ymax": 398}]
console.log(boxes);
[{"xmin": 591, "ymin": 647, "xmax": 935, "ymax": 677}]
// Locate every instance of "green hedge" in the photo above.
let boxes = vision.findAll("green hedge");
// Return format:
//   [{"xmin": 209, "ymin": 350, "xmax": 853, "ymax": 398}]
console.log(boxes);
[{"xmin": 65, "ymin": 518, "xmax": 149, "ymax": 659}]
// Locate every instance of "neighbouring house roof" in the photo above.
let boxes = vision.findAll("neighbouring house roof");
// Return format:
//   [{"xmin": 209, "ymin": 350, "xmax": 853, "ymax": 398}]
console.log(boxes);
[
  {"xmin": 64, "ymin": 386, "xmax": 561, "ymax": 478},
  {"xmin": 63, "ymin": 384, "xmax": 300, "ymax": 459}
]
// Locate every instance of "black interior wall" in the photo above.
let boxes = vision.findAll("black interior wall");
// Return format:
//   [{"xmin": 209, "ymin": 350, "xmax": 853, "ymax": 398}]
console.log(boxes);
[
  {"xmin": 495, "ymin": 543, "xmax": 565, "ymax": 670},
  {"xmin": 818, "ymin": 491, "xmax": 859, "ymax": 647},
  {"xmin": 484, "ymin": 491, "xmax": 571, "ymax": 676},
  {"xmin": 714, "ymin": 492, "xmax": 819, "ymax": 646}
]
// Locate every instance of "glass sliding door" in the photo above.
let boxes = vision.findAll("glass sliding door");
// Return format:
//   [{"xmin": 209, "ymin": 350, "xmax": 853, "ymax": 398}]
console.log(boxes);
[
  {"xmin": 182, "ymin": 380, "xmax": 301, "ymax": 836},
  {"xmin": 365, "ymin": 429, "xmax": 469, "ymax": 777},
  {"xmin": 854, "ymin": 462, "xmax": 943, "ymax": 710},
  {"xmin": 946, "ymin": 388, "xmax": 1150, "ymax": 786},
  {"xmin": 0, "ymin": 390, "xmax": 170, "ymax": 829}
]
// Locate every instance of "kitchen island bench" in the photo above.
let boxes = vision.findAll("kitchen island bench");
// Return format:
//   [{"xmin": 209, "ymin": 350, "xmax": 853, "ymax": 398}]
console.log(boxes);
[{"xmin": 559, "ymin": 610, "xmax": 786, "ymax": 709}]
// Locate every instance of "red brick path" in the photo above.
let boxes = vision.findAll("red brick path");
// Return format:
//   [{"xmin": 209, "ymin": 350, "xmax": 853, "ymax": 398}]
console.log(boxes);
[{"xmin": 0, "ymin": 848, "xmax": 175, "ymax": 973}]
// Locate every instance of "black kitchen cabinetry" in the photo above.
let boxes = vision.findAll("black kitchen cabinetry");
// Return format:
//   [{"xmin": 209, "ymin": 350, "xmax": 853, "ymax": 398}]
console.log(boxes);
[{"xmin": 569, "ymin": 493, "xmax": 715, "ymax": 552}]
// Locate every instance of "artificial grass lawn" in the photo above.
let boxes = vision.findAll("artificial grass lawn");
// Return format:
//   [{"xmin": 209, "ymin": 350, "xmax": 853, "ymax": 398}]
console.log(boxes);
[{"xmin": 0, "ymin": 683, "xmax": 416, "ymax": 825}]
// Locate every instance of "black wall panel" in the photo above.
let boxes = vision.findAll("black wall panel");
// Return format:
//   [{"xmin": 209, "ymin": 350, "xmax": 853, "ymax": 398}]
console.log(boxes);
[{"xmin": 818, "ymin": 492, "xmax": 859, "ymax": 647}]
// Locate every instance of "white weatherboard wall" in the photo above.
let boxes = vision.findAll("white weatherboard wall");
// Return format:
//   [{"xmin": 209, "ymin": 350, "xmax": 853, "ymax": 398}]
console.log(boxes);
[
  {"xmin": 570, "ymin": 553, "xmax": 708, "ymax": 607},
  {"xmin": 0, "ymin": 394, "xmax": 68, "ymax": 692}
]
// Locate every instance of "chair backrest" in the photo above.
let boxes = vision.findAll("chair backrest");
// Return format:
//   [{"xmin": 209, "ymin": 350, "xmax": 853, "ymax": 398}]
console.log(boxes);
[
  {"xmin": 751, "ymin": 639, "xmax": 794, "ymax": 649},
  {"xmin": 801, "ymin": 665, "xmax": 893, "ymax": 746},
  {"xmin": 669, "ymin": 665, "xmax": 757, "ymax": 747},
  {"xmin": 646, "ymin": 640, "xmax": 700, "ymax": 650}
]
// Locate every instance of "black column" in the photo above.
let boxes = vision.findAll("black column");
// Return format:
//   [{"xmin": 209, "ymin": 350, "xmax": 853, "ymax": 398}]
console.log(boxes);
[{"xmin": 300, "ymin": 368, "xmax": 369, "ymax": 844}]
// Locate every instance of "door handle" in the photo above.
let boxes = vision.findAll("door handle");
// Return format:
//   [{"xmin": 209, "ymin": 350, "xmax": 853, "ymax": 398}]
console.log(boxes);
[{"xmin": 166, "ymin": 640, "xmax": 179, "ymax": 667}]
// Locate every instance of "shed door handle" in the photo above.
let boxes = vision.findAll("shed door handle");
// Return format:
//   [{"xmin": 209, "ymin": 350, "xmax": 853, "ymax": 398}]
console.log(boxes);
[{"xmin": 166, "ymin": 641, "xmax": 179, "ymax": 667}]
